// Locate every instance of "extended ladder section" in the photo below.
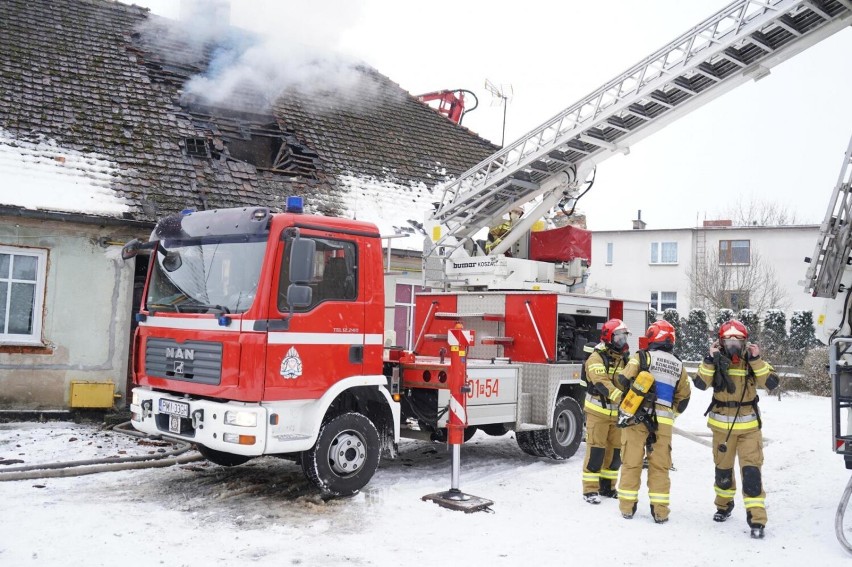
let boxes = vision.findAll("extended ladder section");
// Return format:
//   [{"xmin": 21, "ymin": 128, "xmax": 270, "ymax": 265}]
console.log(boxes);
[
  {"xmin": 804, "ymin": 133, "xmax": 852, "ymax": 298},
  {"xmin": 429, "ymin": 0, "xmax": 852, "ymax": 252}
]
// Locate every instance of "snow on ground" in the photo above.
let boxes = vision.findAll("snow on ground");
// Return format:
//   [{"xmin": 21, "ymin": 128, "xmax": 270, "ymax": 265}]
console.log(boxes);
[
  {"xmin": 0, "ymin": 128, "xmax": 128, "ymax": 216},
  {"xmin": 1, "ymin": 386, "xmax": 851, "ymax": 566}
]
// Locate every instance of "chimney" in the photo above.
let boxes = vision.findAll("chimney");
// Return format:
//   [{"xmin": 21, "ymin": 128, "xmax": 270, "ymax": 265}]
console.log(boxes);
[{"xmin": 632, "ymin": 210, "xmax": 646, "ymax": 230}]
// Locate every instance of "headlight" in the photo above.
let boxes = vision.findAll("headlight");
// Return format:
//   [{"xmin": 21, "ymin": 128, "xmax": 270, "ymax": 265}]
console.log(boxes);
[
  {"xmin": 224, "ymin": 410, "xmax": 257, "ymax": 427},
  {"xmin": 131, "ymin": 390, "xmax": 140, "ymax": 406}
]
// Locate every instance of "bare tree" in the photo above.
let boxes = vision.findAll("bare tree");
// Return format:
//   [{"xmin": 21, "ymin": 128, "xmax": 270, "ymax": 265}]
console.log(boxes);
[
  {"xmin": 688, "ymin": 248, "xmax": 789, "ymax": 315},
  {"xmin": 718, "ymin": 197, "xmax": 799, "ymax": 226}
]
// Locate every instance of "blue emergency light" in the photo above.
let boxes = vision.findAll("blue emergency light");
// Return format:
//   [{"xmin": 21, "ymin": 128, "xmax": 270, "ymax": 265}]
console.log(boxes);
[{"xmin": 286, "ymin": 196, "xmax": 304, "ymax": 214}]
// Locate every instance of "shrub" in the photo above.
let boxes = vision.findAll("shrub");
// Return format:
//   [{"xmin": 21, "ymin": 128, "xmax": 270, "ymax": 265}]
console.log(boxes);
[{"xmin": 798, "ymin": 346, "xmax": 830, "ymax": 397}]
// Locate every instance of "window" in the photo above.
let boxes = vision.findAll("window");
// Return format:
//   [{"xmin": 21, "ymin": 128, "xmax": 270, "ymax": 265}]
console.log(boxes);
[
  {"xmin": 724, "ymin": 290, "xmax": 749, "ymax": 310},
  {"xmin": 650, "ymin": 291, "xmax": 677, "ymax": 312},
  {"xmin": 606, "ymin": 242, "xmax": 613, "ymax": 265},
  {"xmin": 719, "ymin": 240, "xmax": 750, "ymax": 265},
  {"xmin": 393, "ymin": 283, "xmax": 427, "ymax": 350},
  {"xmin": 0, "ymin": 246, "xmax": 47, "ymax": 344},
  {"xmin": 278, "ymin": 237, "xmax": 357, "ymax": 312},
  {"xmin": 650, "ymin": 241, "xmax": 678, "ymax": 264}
]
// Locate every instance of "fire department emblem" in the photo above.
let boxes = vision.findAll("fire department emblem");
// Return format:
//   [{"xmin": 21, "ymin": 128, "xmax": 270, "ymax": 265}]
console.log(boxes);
[{"xmin": 280, "ymin": 346, "xmax": 302, "ymax": 379}]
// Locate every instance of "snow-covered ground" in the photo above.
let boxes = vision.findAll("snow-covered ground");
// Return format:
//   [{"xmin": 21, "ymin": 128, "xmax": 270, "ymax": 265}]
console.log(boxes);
[{"xmin": 1, "ymin": 386, "xmax": 850, "ymax": 566}]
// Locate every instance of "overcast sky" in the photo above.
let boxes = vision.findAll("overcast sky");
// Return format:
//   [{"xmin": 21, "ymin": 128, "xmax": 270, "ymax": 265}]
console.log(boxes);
[{"xmin": 130, "ymin": 0, "xmax": 852, "ymax": 231}]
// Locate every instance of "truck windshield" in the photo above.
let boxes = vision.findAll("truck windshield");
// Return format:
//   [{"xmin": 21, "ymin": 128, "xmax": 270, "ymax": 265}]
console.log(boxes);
[{"xmin": 146, "ymin": 235, "xmax": 267, "ymax": 314}]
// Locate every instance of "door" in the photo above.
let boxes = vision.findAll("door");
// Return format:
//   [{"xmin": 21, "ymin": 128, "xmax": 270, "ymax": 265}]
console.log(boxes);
[{"xmin": 263, "ymin": 231, "xmax": 365, "ymax": 401}]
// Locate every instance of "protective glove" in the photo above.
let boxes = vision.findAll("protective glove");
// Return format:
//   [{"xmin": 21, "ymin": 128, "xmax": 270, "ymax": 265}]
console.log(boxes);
[
  {"xmin": 592, "ymin": 382, "xmax": 609, "ymax": 399},
  {"xmin": 709, "ymin": 341, "xmax": 721, "ymax": 357},
  {"xmin": 747, "ymin": 342, "xmax": 761, "ymax": 359}
]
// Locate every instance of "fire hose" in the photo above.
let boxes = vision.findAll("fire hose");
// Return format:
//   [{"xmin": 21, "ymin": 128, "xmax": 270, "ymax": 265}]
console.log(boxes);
[
  {"xmin": 836, "ymin": 473, "xmax": 852, "ymax": 555},
  {"xmin": 0, "ymin": 421, "xmax": 203, "ymax": 481}
]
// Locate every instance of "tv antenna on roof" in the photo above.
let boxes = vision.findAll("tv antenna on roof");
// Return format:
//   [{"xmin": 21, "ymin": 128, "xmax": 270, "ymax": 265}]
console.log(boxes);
[{"xmin": 484, "ymin": 79, "xmax": 512, "ymax": 147}]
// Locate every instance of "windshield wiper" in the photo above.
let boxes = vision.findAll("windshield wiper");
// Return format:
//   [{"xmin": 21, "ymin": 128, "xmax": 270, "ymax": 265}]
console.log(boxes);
[{"xmin": 180, "ymin": 303, "xmax": 231, "ymax": 315}]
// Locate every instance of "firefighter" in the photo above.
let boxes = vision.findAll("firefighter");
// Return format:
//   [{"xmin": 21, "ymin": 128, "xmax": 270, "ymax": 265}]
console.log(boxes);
[
  {"xmin": 485, "ymin": 207, "xmax": 523, "ymax": 255},
  {"xmin": 581, "ymin": 319, "xmax": 631, "ymax": 504},
  {"xmin": 615, "ymin": 320, "xmax": 691, "ymax": 523},
  {"xmin": 692, "ymin": 320, "xmax": 780, "ymax": 539}
]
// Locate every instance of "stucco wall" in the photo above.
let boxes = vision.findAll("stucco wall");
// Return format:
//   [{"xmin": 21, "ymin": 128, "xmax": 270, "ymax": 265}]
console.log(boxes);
[{"xmin": 0, "ymin": 216, "xmax": 138, "ymax": 409}]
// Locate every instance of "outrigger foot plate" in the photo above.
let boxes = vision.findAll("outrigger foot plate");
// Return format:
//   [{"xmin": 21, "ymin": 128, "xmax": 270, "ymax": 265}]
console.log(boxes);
[{"xmin": 422, "ymin": 490, "xmax": 493, "ymax": 513}]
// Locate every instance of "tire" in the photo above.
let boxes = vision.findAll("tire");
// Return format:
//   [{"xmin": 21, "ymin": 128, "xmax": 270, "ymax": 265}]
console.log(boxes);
[
  {"xmin": 480, "ymin": 423, "xmax": 510, "ymax": 437},
  {"xmin": 301, "ymin": 412, "xmax": 380, "ymax": 496},
  {"xmin": 196, "ymin": 444, "xmax": 252, "ymax": 467},
  {"xmin": 430, "ymin": 426, "xmax": 478, "ymax": 443},
  {"xmin": 515, "ymin": 430, "xmax": 541, "ymax": 456},
  {"xmin": 515, "ymin": 396, "xmax": 583, "ymax": 460}
]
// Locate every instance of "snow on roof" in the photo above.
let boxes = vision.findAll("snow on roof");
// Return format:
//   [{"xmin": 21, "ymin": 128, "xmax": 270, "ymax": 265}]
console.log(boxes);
[
  {"xmin": 0, "ymin": 129, "xmax": 128, "ymax": 217},
  {"xmin": 338, "ymin": 172, "xmax": 444, "ymax": 251}
]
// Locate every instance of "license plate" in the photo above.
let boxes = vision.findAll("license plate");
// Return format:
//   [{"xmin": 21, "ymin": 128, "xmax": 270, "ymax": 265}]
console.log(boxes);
[
  {"xmin": 169, "ymin": 414, "xmax": 182, "ymax": 434},
  {"xmin": 159, "ymin": 399, "xmax": 189, "ymax": 418}
]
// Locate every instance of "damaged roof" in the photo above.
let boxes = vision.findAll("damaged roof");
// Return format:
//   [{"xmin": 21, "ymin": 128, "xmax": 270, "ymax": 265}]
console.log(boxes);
[{"xmin": 0, "ymin": 0, "xmax": 498, "ymax": 223}]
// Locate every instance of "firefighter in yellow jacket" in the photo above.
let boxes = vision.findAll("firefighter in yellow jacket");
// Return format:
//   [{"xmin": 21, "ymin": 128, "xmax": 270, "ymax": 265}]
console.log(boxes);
[
  {"xmin": 485, "ymin": 208, "xmax": 523, "ymax": 255},
  {"xmin": 581, "ymin": 319, "xmax": 631, "ymax": 504},
  {"xmin": 693, "ymin": 320, "xmax": 780, "ymax": 539},
  {"xmin": 615, "ymin": 320, "xmax": 691, "ymax": 523}
]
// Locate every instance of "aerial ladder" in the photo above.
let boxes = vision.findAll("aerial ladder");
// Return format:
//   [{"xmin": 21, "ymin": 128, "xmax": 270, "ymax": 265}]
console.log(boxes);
[
  {"xmin": 804, "ymin": 132, "xmax": 852, "ymax": 555},
  {"xmin": 804, "ymin": 133, "xmax": 852, "ymax": 304},
  {"xmin": 424, "ymin": 0, "xmax": 852, "ymax": 289}
]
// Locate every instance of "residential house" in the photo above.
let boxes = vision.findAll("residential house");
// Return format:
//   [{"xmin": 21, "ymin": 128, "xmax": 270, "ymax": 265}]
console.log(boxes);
[
  {"xmin": 0, "ymin": 0, "xmax": 497, "ymax": 410},
  {"xmin": 587, "ymin": 218, "xmax": 822, "ymax": 324}
]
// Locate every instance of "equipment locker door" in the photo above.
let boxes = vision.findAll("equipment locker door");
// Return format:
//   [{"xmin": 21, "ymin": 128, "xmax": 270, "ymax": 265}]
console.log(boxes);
[{"xmin": 263, "ymin": 231, "xmax": 365, "ymax": 400}]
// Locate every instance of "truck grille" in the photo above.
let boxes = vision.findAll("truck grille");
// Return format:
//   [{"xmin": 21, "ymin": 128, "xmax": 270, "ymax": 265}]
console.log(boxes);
[{"xmin": 145, "ymin": 339, "xmax": 223, "ymax": 385}]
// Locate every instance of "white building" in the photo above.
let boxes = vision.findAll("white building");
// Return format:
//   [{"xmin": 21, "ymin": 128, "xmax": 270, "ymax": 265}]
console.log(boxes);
[{"xmin": 587, "ymin": 219, "xmax": 822, "ymax": 323}]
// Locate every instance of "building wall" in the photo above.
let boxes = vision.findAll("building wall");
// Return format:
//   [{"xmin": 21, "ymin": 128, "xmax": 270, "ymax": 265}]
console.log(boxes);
[
  {"xmin": 0, "ymin": 216, "xmax": 139, "ymax": 409},
  {"xmin": 588, "ymin": 228, "xmax": 693, "ymax": 311},
  {"xmin": 588, "ymin": 224, "xmax": 823, "ymax": 320}
]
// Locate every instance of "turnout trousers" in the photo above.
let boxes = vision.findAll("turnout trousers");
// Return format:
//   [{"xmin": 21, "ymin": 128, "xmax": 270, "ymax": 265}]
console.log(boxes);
[
  {"xmin": 712, "ymin": 427, "xmax": 767, "ymax": 526},
  {"xmin": 618, "ymin": 421, "xmax": 673, "ymax": 521},
  {"xmin": 582, "ymin": 410, "xmax": 621, "ymax": 494}
]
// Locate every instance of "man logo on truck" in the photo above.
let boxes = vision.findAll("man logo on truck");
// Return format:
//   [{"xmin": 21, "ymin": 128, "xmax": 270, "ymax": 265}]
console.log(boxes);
[{"xmin": 280, "ymin": 346, "xmax": 303, "ymax": 379}]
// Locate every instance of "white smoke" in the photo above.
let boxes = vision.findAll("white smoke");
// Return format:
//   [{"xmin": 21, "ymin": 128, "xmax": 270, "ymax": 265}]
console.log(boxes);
[{"xmin": 136, "ymin": 0, "xmax": 386, "ymax": 112}]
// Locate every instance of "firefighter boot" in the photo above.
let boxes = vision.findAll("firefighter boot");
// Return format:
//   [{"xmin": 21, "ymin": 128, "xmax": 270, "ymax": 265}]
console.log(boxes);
[
  {"xmin": 622, "ymin": 502, "xmax": 637, "ymax": 520},
  {"xmin": 583, "ymin": 492, "xmax": 602, "ymax": 505},
  {"xmin": 747, "ymin": 511, "xmax": 766, "ymax": 539},
  {"xmin": 599, "ymin": 479, "xmax": 618, "ymax": 499},
  {"xmin": 713, "ymin": 502, "xmax": 734, "ymax": 523},
  {"xmin": 651, "ymin": 504, "xmax": 668, "ymax": 524}
]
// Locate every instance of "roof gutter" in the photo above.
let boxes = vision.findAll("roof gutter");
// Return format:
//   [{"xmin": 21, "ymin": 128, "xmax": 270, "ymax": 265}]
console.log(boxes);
[{"xmin": 0, "ymin": 206, "xmax": 155, "ymax": 231}]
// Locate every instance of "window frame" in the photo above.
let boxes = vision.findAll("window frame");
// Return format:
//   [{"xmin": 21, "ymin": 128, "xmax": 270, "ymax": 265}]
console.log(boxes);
[
  {"xmin": 724, "ymin": 290, "xmax": 749, "ymax": 310},
  {"xmin": 277, "ymin": 236, "xmax": 358, "ymax": 313},
  {"xmin": 650, "ymin": 241, "xmax": 678, "ymax": 265},
  {"xmin": 649, "ymin": 290, "xmax": 677, "ymax": 312},
  {"xmin": 0, "ymin": 245, "xmax": 48, "ymax": 345},
  {"xmin": 719, "ymin": 239, "xmax": 751, "ymax": 265},
  {"xmin": 605, "ymin": 242, "xmax": 613, "ymax": 265}
]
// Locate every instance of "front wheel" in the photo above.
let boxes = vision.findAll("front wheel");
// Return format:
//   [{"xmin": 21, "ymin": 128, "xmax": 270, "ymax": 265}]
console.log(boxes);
[{"xmin": 301, "ymin": 412, "xmax": 381, "ymax": 496}]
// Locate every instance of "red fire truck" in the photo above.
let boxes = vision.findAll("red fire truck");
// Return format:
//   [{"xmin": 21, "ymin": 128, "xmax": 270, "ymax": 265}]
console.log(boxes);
[{"xmin": 125, "ymin": 201, "xmax": 646, "ymax": 495}]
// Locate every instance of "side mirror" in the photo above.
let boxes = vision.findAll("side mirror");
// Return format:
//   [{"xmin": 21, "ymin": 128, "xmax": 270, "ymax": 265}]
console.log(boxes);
[
  {"xmin": 287, "ymin": 284, "xmax": 312, "ymax": 308},
  {"xmin": 121, "ymin": 239, "xmax": 141, "ymax": 260},
  {"xmin": 289, "ymin": 237, "xmax": 316, "ymax": 283}
]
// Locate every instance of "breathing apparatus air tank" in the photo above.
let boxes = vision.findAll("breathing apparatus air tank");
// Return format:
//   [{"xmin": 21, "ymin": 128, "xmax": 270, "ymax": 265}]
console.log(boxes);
[{"xmin": 617, "ymin": 371, "xmax": 655, "ymax": 426}]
